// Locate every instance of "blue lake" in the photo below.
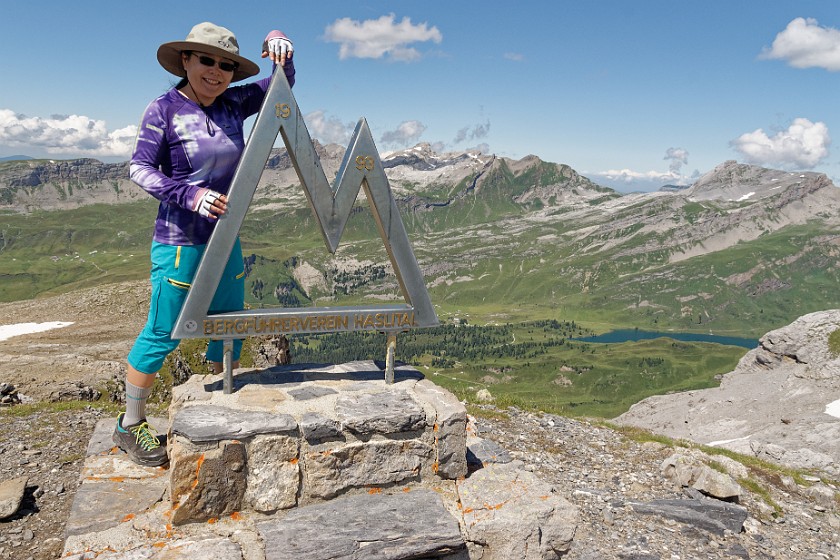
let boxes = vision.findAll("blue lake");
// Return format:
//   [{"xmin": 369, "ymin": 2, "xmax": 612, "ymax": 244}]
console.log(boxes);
[{"xmin": 574, "ymin": 329, "xmax": 758, "ymax": 349}]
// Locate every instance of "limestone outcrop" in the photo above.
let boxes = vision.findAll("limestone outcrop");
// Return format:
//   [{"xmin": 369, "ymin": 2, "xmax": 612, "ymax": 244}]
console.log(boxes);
[{"xmin": 615, "ymin": 310, "xmax": 840, "ymax": 476}]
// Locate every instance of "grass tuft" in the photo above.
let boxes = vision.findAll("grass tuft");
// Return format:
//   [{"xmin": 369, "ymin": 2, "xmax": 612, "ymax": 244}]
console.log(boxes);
[
  {"xmin": 828, "ymin": 328, "xmax": 840, "ymax": 358},
  {"xmin": 0, "ymin": 399, "xmax": 118, "ymax": 418},
  {"xmin": 739, "ymin": 476, "xmax": 783, "ymax": 517}
]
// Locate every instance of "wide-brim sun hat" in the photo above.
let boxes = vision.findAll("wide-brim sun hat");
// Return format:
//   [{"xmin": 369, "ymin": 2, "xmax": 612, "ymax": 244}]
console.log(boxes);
[{"xmin": 157, "ymin": 22, "xmax": 260, "ymax": 83}]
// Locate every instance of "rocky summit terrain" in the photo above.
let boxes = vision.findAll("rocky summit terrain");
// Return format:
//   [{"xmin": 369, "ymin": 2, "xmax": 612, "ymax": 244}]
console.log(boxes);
[
  {"xmin": 2, "ymin": 390, "xmax": 840, "ymax": 559},
  {"xmin": 0, "ymin": 283, "xmax": 839, "ymax": 558},
  {"xmin": 2, "ymin": 148, "xmax": 840, "ymax": 558}
]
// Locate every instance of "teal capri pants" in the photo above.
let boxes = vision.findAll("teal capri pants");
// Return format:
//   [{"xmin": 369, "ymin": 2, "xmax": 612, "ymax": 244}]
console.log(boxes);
[{"xmin": 127, "ymin": 238, "xmax": 245, "ymax": 374}]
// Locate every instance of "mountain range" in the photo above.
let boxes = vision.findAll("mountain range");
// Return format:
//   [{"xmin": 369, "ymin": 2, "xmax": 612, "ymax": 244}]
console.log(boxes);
[{"xmin": 2, "ymin": 144, "xmax": 840, "ymax": 338}]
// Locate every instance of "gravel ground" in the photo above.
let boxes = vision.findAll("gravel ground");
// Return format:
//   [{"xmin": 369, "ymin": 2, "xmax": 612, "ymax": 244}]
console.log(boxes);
[
  {"xmin": 474, "ymin": 406, "xmax": 840, "ymax": 560},
  {"xmin": 0, "ymin": 407, "xmax": 102, "ymax": 560}
]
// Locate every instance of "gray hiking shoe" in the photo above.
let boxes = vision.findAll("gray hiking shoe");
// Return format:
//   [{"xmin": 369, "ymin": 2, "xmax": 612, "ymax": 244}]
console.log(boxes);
[{"xmin": 112, "ymin": 413, "xmax": 168, "ymax": 467}]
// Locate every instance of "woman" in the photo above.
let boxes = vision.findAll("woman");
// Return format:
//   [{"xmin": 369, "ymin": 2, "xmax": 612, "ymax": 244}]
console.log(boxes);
[{"xmin": 114, "ymin": 22, "xmax": 296, "ymax": 467}]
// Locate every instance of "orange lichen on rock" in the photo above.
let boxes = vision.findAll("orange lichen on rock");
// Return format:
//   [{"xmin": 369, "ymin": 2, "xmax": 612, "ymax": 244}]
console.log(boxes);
[
  {"xmin": 190, "ymin": 453, "xmax": 206, "ymax": 489},
  {"xmin": 195, "ymin": 453, "xmax": 206, "ymax": 475},
  {"xmin": 121, "ymin": 513, "xmax": 135, "ymax": 523}
]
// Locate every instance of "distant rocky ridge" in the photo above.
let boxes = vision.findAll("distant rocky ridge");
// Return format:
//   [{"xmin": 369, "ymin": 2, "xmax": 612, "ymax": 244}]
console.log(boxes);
[
  {"xmin": 687, "ymin": 160, "xmax": 833, "ymax": 203},
  {"xmin": 0, "ymin": 142, "xmax": 611, "ymax": 214},
  {"xmin": 0, "ymin": 158, "xmax": 137, "ymax": 210}
]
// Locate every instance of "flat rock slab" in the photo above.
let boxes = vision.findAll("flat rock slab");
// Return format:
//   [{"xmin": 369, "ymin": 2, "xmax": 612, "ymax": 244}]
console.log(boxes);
[
  {"xmin": 466, "ymin": 435, "xmax": 512, "ymax": 467},
  {"xmin": 64, "ymin": 479, "xmax": 167, "ymax": 537},
  {"xmin": 335, "ymin": 390, "xmax": 426, "ymax": 434},
  {"xmin": 63, "ymin": 537, "xmax": 243, "ymax": 560},
  {"xmin": 257, "ymin": 490, "xmax": 465, "ymax": 560},
  {"xmin": 171, "ymin": 405, "xmax": 297, "ymax": 442},
  {"xmin": 65, "ymin": 418, "xmax": 170, "ymax": 538},
  {"xmin": 0, "ymin": 476, "xmax": 28, "ymax": 519},
  {"xmin": 630, "ymin": 498, "xmax": 749, "ymax": 535}
]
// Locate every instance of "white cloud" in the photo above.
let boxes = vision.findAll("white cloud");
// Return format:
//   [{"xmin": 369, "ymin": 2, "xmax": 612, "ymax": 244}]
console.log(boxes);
[
  {"xmin": 304, "ymin": 110, "xmax": 354, "ymax": 145},
  {"xmin": 586, "ymin": 167, "xmax": 692, "ymax": 193},
  {"xmin": 760, "ymin": 17, "xmax": 840, "ymax": 71},
  {"xmin": 381, "ymin": 120, "xmax": 427, "ymax": 147},
  {"xmin": 730, "ymin": 118, "xmax": 831, "ymax": 168},
  {"xmin": 453, "ymin": 120, "xmax": 491, "ymax": 144},
  {"xmin": 664, "ymin": 147, "xmax": 689, "ymax": 173},
  {"xmin": 0, "ymin": 109, "xmax": 136, "ymax": 157},
  {"xmin": 504, "ymin": 53, "xmax": 524, "ymax": 62},
  {"xmin": 593, "ymin": 169, "xmax": 682, "ymax": 184},
  {"xmin": 324, "ymin": 14, "xmax": 442, "ymax": 62}
]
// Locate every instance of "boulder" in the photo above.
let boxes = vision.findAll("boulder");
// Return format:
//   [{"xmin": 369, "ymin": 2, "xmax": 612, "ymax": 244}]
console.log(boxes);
[
  {"xmin": 661, "ymin": 453, "xmax": 742, "ymax": 500},
  {"xmin": 0, "ymin": 476, "xmax": 28, "ymax": 520},
  {"xmin": 457, "ymin": 462, "xmax": 578, "ymax": 559},
  {"xmin": 256, "ymin": 490, "xmax": 465, "ymax": 559}
]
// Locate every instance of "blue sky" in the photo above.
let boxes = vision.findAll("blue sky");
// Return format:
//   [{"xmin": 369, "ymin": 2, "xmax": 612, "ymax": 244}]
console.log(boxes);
[{"xmin": 0, "ymin": 1, "xmax": 838, "ymax": 192}]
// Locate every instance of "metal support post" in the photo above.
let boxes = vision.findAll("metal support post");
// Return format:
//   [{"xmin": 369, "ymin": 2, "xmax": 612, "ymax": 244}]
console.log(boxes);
[
  {"xmin": 385, "ymin": 333, "xmax": 397, "ymax": 384},
  {"xmin": 223, "ymin": 339, "xmax": 234, "ymax": 394}
]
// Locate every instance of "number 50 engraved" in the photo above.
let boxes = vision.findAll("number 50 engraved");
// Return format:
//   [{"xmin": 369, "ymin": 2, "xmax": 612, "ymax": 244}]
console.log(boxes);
[
  {"xmin": 275, "ymin": 103, "xmax": 291, "ymax": 119},
  {"xmin": 355, "ymin": 155, "xmax": 374, "ymax": 171}
]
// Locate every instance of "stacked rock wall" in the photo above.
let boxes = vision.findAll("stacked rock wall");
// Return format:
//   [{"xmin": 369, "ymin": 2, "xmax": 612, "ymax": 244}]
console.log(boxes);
[{"xmin": 167, "ymin": 363, "xmax": 468, "ymax": 523}]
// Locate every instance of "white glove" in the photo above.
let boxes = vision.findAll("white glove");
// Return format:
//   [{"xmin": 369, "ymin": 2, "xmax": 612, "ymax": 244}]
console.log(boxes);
[
  {"xmin": 265, "ymin": 36, "xmax": 294, "ymax": 64},
  {"xmin": 193, "ymin": 188, "xmax": 223, "ymax": 219}
]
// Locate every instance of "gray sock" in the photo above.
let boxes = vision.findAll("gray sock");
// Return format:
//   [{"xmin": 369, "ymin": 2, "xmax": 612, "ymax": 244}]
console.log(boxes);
[{"xmin": 123, "ymin": 381, "xmax": 153, "ymax": 427}]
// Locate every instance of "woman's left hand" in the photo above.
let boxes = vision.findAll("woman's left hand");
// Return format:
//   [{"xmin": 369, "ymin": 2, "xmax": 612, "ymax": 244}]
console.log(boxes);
[{"xmin": 193, "ymin": 188, "xmax": 228, "ymax": 220}]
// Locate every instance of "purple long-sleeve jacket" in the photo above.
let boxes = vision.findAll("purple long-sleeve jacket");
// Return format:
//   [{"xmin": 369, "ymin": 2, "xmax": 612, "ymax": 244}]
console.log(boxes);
[{"xmin": 130, "ymin": 54, "xmax": 295, "ymax": 246}]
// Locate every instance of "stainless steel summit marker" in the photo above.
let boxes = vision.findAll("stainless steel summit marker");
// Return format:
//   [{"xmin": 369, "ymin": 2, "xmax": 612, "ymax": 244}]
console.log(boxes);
[{"xmin": 172, "ymin": 67, "xmax": 439, "ymax": 392}]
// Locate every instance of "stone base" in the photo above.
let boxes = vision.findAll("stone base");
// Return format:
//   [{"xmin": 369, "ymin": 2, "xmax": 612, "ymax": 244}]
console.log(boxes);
[
  {"xmin": 62, "ymin": 362, "xmax": 578, "ymax": 559},
  {"xmin": 168, "ymin": 361, "xmax": 468, "ymax": 523}
]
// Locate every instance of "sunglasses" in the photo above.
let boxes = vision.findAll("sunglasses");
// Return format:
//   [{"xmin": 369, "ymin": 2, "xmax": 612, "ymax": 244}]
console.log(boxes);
[{"xmin": 188, "ymin": 52, "xmax": 238, "ymax": 73}]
